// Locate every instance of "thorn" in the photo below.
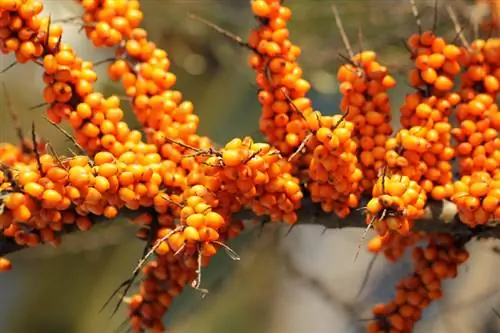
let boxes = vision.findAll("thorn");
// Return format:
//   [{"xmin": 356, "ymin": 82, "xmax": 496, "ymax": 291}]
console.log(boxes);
[
  {"xmin": 188, "ymin": 12, "xmax": 256, "ymax": 52},
  {"xmin": 0, "ymin": 61, "xmax": 18, "ymax": 74},
  {"xmin": 46, "ymin": 142, "xmax": 63, "ymax": 166},
  {"xmin": 284, "ymin": 224, "xmax": 296, "ymax": 236},
  {"xmin": 409, "ymin": 0, "xmax": 423, "ymax": 35},
  {"xmin": 29, "ymin": 102, "xmax": 48, "ymax": 111},
  {"xmin": 93, "ymin": 57, "xmax": 116, "ymax": 67},
  {"xmin": 133, "ymin": 227, "xmax": 180, "ymax": 277},
  {"xmin": 334, "ymin": 107, "xmax": 350, "ymax": 129},
  {"xmin": 357, "ymin": 23, "xmax": 365, "ymax": 56},
  {"xmin": 288, "ymin": 133, "xmax": 312, "ymax": 162},
  {"xmin": 432, "ymin": 0, "xmax": 439, "ymax": 33},
  {"xmin": 447, "ymin": 5, "xmax": 471, "ymax": 51},
  {"xmin": 31, "ymin": 122, "xmax": 43, "ymax": 174},
  {"xmin": 354, "ymin": 215, "xmax": 377, "ymax": 263},
  {"xmin": 1, "ymin": 82, "xmax": 25, "ymax": 149},
  {"xmin": 44, "ymin": 117, "xmax": 87, "ymax": 155},
  {"xmin": 52, "ymin": 16, "xmax": 82, "ymax": 24},
  {"xmin": 45, "ymin": 15, "xmax": 52, "ymax": 50},
  {"xmin": 355, "ymin": 253, "xmax": 379, "ymax": 299},
  {"xmin": 332, "ymin": 5, "xmax": 354, "ymax": 59},
  {"xmin": 101, "ymin": 213, "xmax": 160, "ymax": 317},
  {"xmin": 213, "ymin": 240, "xmax": 240, "ymax": 261}
]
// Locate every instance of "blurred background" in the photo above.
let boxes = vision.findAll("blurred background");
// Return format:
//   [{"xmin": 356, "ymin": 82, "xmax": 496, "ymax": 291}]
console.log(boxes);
[{"xmin": 0, "ymin": 0, "xmax": 500, "ymax": 332}]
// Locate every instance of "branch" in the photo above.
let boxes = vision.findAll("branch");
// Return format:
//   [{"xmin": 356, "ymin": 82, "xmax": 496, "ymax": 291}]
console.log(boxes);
[
  {"xmin": 0, "ymin": 208, "xmax": 148, "ymax": 257},
  {"xmin": 0, "ymin": 194, "xmax": 494, "ymax": 258},
  {"xmin": 237, "ymin": 195, "xmax": 494, "ymax": 239}
]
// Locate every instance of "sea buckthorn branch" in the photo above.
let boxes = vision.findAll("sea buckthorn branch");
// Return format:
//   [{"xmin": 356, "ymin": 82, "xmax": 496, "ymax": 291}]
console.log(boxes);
[
  {"xmin": 0, "ymin": 205, "xmax": 147, "ymax": 256},
  {"xmin": 0, "ymin": 190, "xmax": 495, "ymax": 259},
  {"xmin": 0, "ymin": 0, "xmax": 498, "ymax": 332}
]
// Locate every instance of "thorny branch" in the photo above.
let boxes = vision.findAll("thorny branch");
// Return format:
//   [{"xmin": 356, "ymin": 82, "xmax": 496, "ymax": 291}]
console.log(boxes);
[{"xmin": 0, "ymin": 193, "xmax": 496, "ymax": 258}]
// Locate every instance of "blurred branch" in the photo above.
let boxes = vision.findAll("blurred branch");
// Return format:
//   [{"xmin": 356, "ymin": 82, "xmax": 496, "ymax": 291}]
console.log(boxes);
[{"xmin": 280, "ymin": 248, "xmax": 360, "ymax": 321}]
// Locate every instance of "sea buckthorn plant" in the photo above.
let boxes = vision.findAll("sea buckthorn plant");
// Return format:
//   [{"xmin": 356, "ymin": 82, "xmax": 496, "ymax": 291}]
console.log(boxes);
[{"xmin": 0, "ymin": 0, "xmax": 499, "ymax": 332}]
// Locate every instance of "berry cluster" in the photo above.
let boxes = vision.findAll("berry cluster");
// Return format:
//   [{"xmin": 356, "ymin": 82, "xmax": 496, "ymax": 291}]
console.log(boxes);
[
  {"xmin": 392, "ymin": 32, "xmax": 460, "ymax": 200},
  {"xmin": 80, "ymin": 0, "xmax": 143, "ymax": 47},
  {"xmin": 452, "ymin": 171, "xmax": 500, "ymax": 226},
  {"xmin": 249, "ymin": 0, "xmax": 313, "ymax": 158},
  {"xmin": 307, "ymin": 114, "xmax": 363, "ymax": 217},
  {"xmin": 337, "ymin": 51, "xmax": 395, "ymax": 192},
  {"xmin": 453, "ymin": 39, "xmax": 500, "ymax": 177},
  {"xmin": 368, "ymin": 234, "xmax": 469, "ymax": 333},
  {"xmin": 202, "ymin": 137, "xmax": 302, "ymax": 224},
  {"xmin": 366, "ymin": 174, "xmax": 427, "ymax": 239}
]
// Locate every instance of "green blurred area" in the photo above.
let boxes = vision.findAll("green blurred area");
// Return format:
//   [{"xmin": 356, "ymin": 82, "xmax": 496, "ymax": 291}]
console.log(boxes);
[{"xmin": 0, "ymin": 0, "xmax": 477, "ymax": 332}]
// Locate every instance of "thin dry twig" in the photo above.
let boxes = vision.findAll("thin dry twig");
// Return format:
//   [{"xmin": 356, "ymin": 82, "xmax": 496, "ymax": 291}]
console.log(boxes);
[
  {"xmin": 332, "ymin": 5, "xmax": 354, "ymax": 59},
  {"xmin": 447, "ymin": 5, "xmax": 472, "ymax": 51},
  {"xmin": 409, "ymin": 0, "xmax": 423, "ymax": 34},
  {"xmin": 356, "ymin": 253, "xmax": 379, "ymax": 299},
  {"xmin": 44, "ymin": 117, "xmax": 86, "ymax": 155},
  {"xmin": 188, "ymin": 12, "xmax": 256, "ymax": 52},
  {"xmin": 0, "ymin": 61, "xmax": 17, "ymax": 74},
  {"xmin": 31, "ymin": 122, "xmax": 43, "ymax": 174},
  {"xmin": 2, "ymin": 82, "xmax": 25, "ymax": 147}
]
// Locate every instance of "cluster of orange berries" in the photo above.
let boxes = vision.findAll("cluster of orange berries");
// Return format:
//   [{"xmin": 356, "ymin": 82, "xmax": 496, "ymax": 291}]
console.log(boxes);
[
  {"xmin": 453, "ymin": 39, "xmax": 500, "ymax": 176},
  {"xmin": 0, "ymin": 149, "xmax": 184, "ymax": 246},
  {"xmin": 450, "ymin": 39, "xmax": 500, "ymax": 227},
  {"xmin": 248, "ymin": 0, "xmax": 313, "ymax": 158},
  {"xmin": 365, "ymin": 174, "xmax": 427, "ymax": 242},
  {"xmin": 74, "ymin": 0, "xmax": 308, "ymax": 331},
  {"xmin": 202, "ymin": 137, "xmax": 303, "ymax": 224},
  {"xmin": 337, "ymin": 51, "xmax": 395, "ymax": 192},
  {"xmin": 79, "ymin": 0, "xmax": 143, "ymax": 47},
  {"xmin": 79, "ymin": 0, "xmax": 216, "ymax": 207},
  {"xmin": 368, "ymin": 232, "xmax": 425, "ymax": 263},
  {"xmin": 391, "ymin": 32, "xmax": 461, "ymax": 200},
  {"xmin": 368, "ymin": 234, "xmax": 469, "ymax": 333},
  {"xmin": 452, "ymin": 171, "xmax": 500, "ymax": 226},
  {"xmin": 307, "ymin": 115, "xmax": 363, "ymax": 217}
]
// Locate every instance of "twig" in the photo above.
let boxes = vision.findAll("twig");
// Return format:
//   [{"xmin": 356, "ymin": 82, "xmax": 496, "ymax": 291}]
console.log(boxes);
[
  {"xmin": 355, "ymin": 253, "xmax": 379, "ymax": 299},
  {"xmin": 44, "ymin": 117, "xmax": 86, "ymax": 155},
  {"xmin": 100, "ymin": 212, "xmax": 160, "ymax": 317},
  {"xmin": 432, "ymin": 0, "xmax": 439, "ymax": 33},
  {"xmin": 447, "ymin": 5, "xmax": 471, "ymax": 50},
  {"xmin": 288, "ymin": 133, "xmax": 312, "ymax": 162},
  {"xmin": 281, "ymin": 249, "xmax": 359, "ymax": 321},
  {"xmin": 31, "ymin": 122, "xmax": 43, "ymax": 174},
  {"xmin": 188, "ymin": 12, "xmax": 256, "ymax": 52},
  {"xmin": 409, "ymin": 0, "xmax": 423, "ymax": 35},
  {"xmin": 354, "ymin": 215, "xmax": 376, "ymax": 263},
  {"xmin": 0, "ymin": 61, "xmax": 17, "ymax": 74},
  {"xmin": 1, "ymin": 82, "xmax": 25, "ymax": 148},
  {"xmin": 332, "ymin": 5, "xmax": 354, "ymax": 59}
]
